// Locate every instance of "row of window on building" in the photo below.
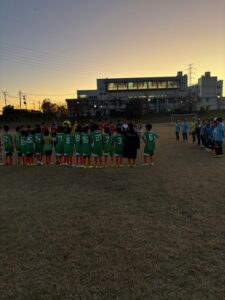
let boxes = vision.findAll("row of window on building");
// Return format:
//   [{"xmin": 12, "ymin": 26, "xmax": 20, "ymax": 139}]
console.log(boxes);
[{"xmin": 107, "ymin": 80, "xmax": 180, "ymax": 91}]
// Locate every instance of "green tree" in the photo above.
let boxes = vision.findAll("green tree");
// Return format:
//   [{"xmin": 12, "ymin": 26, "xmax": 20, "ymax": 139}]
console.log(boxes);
[{"xmin": 41, "ymin": 99, "xmax": 57, "ymax": 115}]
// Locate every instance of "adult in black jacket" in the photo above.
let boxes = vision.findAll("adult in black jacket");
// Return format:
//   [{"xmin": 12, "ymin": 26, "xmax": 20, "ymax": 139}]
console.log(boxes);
[{"xmin": 123, "ymin": 123, "xmax": 140, "ymax": 167}]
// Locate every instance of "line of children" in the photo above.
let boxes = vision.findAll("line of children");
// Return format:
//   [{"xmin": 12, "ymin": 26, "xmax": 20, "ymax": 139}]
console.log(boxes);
[
  {"xmin": 0, "ymin": 122, "xmax": 159, "ymax": 167},
  {"xmin": 175, "ymin": 117, "xmax": 225, "ymax": 158}
]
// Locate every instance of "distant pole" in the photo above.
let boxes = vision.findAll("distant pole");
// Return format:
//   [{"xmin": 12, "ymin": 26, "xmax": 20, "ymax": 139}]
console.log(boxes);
[
  {"xmin": 19, "ymin": 90, "xmax": 22, "ymax": 108},
  {"xmin": 3, "ymin": 91, "xmax": 7, "ymax": 105},
  {"xmin": 23, "ymin": 95, "xmax": 27, "ymax": 109}
]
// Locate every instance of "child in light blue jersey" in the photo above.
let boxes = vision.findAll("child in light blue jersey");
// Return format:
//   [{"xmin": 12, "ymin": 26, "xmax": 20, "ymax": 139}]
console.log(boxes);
[
  {"xmin": 213, "ymin": 117, "xmax": 225, "ymax": 157},
  {"xmin": 182, "ymin": 120, "xmax": 189, "ymax": 142},
  {"xmin": 175, "ymin": 121, "xmax": 180, "ymax": 141}
]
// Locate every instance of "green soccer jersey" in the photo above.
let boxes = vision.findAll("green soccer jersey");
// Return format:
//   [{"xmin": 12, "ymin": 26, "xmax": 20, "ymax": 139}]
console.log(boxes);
[
  {"xmin": 143, "ymin": 131, "xmax": 158, "ymax": 152},
  {"xmin": 14, "ymin": 133, "xmax": 21, "ymax": 152},
  {"xmin": 55, "ymin": 132, "xmax": 65, "ymax": 155},
  {"xmin": 74, "ymin": 132, "xmax": 82, "ymax": 154},
  {"xmin": 114, "ymin": 133, "xmax": 124, "ymax": 155},
  {"xmin": 81, "ymin": 133, "xmax": 91, "ymax": 156},
  {"xmin": 20, "ymin": 136, "xmax": 26, "ymax": 155},
  {"xmin": 43, "ymin": 135, "xmax": 53, "ymax": 152},
  {"xmin": 103, "ymin": 134, "xmax": 113, "ymax": 155},
  {"xmin": 3, "ymin": 133, "xmax": 14, "ymax": 153},
  {"xmin": 63, "ymin": 134, "xmax": 74, "ymax": 155},
  {"xmin": 34, "ymin": 133, "xmax": 44, "ymax": 154},
  {"xmin": 26, "ymin": 134, "xmax": 35, "ymax": 153},
  {"xmin": 91, "ymin": 130, "xmax": 103, "ymax": 156}
]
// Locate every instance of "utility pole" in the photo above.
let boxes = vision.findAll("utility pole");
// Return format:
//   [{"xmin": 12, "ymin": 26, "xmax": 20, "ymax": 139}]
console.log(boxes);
[
  {"xmin": 23, "ymin": 95, "xmax": 27, "ymax": 109},
  {"xmin": 3, "ymin": 91, "xmax": 7, "ymax": 105},
  {"xmin": 19, "ymin": 90, "xmax": 22, "ymax": 108}
]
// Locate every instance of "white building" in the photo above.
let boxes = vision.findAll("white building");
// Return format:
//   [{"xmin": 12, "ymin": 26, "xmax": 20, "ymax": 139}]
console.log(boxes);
[
  {"xmin": 66, "ymin": 71, "xmax": 223, "ymax": 117},
  {"xmin": 194, "ymin": 72, "xmax": 223, "ymax": 110}
]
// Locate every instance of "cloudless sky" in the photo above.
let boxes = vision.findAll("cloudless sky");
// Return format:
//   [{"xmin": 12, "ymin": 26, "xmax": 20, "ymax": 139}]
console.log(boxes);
[{"xmin": 0, "ymin": 0, "xmax": 225, "ymax": 109}]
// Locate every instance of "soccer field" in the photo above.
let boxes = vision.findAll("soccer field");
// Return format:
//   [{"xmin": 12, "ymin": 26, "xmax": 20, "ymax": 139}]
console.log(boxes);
[{"xmin": 1, "ymin": 123, "xmax": 225, "ymax": 299}]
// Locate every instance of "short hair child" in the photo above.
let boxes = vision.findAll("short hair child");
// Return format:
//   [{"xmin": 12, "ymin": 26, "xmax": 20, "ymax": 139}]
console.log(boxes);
[
  {"xmin": 55, "ymin": 126, "xmax": 65, "ymax": 165},
  {"xmin": 81, "ymin": 125, "xmax": 92, "ymax": 168},
  {"xmin": 3, "ymin": 125, "xmax": 14, "ymax": 165},
  {"xmin": 113, "ymin": 127, "xmax": 124, "ymax": 167},
  {"xmin": 14, "ymin": 126, "xmax": 22, "ymax": 164},
  {"xmin": 63, "ymin": 127, "xmax": 74, "ymax": 166},
  {"xmin": 175, "ymin": 120, "xmax": 180, "ymax": 141},
  {"xmin": 34, "ymin": 125, "xmax": 44, "ymax": 165},
  {"xmin": 74, "ymin": 125, "xmax": 83, "ymax": 166},
  {"xmin": 103, "ymin": 127, "xmax": 114, "ymax": 167},
  {"xmin": 91, "ymin": 123, "xmax": 103, "ymax": 168},
  {"xmin": 20, "ymin": 130, "xmax": 27, "ymax": 165},
  {"xmin": 25, "ymin": 127, "xmax": 35, "ymax": 165},
  {"xmin": 43, "ymin": 129, "xmax": 53, "ymax": 165},
  {"xmin": 142, "ymin": 123, "xmax": 158, "ymax": 166}
]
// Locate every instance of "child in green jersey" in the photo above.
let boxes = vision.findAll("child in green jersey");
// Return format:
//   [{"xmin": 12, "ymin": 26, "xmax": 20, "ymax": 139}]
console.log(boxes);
[
  {"xmin": 55, "ymin": 126, "xmax": 65, "ymax": 164},
  {"xmin": 91, "ymin": 124, "xmax": 103, "ymax": 168},
  {"xmin": 63, "ymin": 127, "xmax": 74, "ymax": 166},
  {"xmin": 25, "ymin": 128, "xmax": 35, "ymax": 165},
  {"xmin": 43, "ymin": 129, "xmax": 53, "ymax": 165},
  {"xmin": 14, "ymin": 126, "xmax": 22, "ymax": 164},
  {"xmin": 81, "ymin": 126, "xmax": 92, "ymax": 168},
  {"xmin": 142, "ymin": 124, "xmax": 158, "ymax": 166},
  {"xmin": 74, "ymin": 125, "xmax": 83, "ymax": 166},
  {"xmin": 34, "ymin": 125, "xmax": 44, "ymax": 165},
  {"xmin": 113, "ymin": 127, "xmax": 124, "ymax": 167},
  {"xmin": 20, "ymin": 130, "xmax": 27, "ymax": 165},
  {"xmin": 103, "ymin": 127, "xmax": 114, "ymax": 167},
  {"xmin": 3, "ymin": 125, "xmax": 14, "ymax": 165}
]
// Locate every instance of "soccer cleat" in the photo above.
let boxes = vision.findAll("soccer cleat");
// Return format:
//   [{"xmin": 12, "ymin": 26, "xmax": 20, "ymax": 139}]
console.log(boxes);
[{"xmin": 150, "ymin": 162, "xmax": 154, "ymax": 166}]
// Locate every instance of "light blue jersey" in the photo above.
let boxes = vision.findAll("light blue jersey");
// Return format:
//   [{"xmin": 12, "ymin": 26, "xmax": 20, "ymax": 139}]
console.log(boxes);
[
  {"xmin": 175, "ymin": 123, "xmax": 180, "ymax": 133},
  {"xmin": 182, "ymin": 122, "xmax": 189, "ymax": 134},
  {"xmin": 214, "ymin": 123, "xmax": 225, "ymax": 141}
]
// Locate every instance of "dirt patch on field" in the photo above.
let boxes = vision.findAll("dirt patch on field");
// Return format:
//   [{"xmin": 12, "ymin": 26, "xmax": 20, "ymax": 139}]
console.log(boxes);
[{"xmin": 1, "ymin": 124, "xmax": 225, "ymax": 299}]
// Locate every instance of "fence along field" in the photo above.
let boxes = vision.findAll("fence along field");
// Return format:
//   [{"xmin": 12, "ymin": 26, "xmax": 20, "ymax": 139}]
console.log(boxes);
[{"xmin": 0, "ymin": 123, "xmax": 225, "ymax": 299}]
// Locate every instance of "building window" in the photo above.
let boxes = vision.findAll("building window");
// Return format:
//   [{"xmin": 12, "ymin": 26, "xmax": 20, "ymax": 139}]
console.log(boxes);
[
  {"xmin": 107, "ymin": 83, "xmax": 118, "ymax": 91},
  {"xmin": 168, "ymin": 81, "xmax": 179, "ymax": 89},
  {"xmin": 137, "ymin": 82, "xmax": 148, "ymax": 90},
  {"xmin": 148, "ymin": 81, "xmax": 158, "ymax": 89},
  {"xmin": 117, "ymin": 83, "xmax": 128, "ymax": 90},
  {"xmin": 128, "ymin": 82, "xmax": 138, "ymax": 90},
  {"xmin": 157, "ymin": 81, "xmax": 167, "ymax": 89},
  {"xmin": 79, "ymin": 94, "xmax": 87, "ymax": 99}
]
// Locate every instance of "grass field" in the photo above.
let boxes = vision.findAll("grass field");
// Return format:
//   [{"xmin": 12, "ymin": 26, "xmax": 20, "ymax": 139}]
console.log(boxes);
[{"xmin": 1, "ymin": 123, "xmax": 225, "ymax": 299}]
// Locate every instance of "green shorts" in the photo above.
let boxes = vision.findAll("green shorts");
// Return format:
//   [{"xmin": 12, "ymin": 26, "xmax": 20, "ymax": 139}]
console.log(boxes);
[
  {"xmin": 92, "ymin": 146, "xmax": 103, "ymax": 157},
  {"xmin": 144, "ymin": 148, "xmax": 154, "ymax": 156}
]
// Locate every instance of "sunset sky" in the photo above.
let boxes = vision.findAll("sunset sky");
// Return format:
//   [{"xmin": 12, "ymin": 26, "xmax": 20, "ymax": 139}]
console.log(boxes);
[{"xmin": 0, "ymin": 0, "xmax": 225, "ymax": 110}]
